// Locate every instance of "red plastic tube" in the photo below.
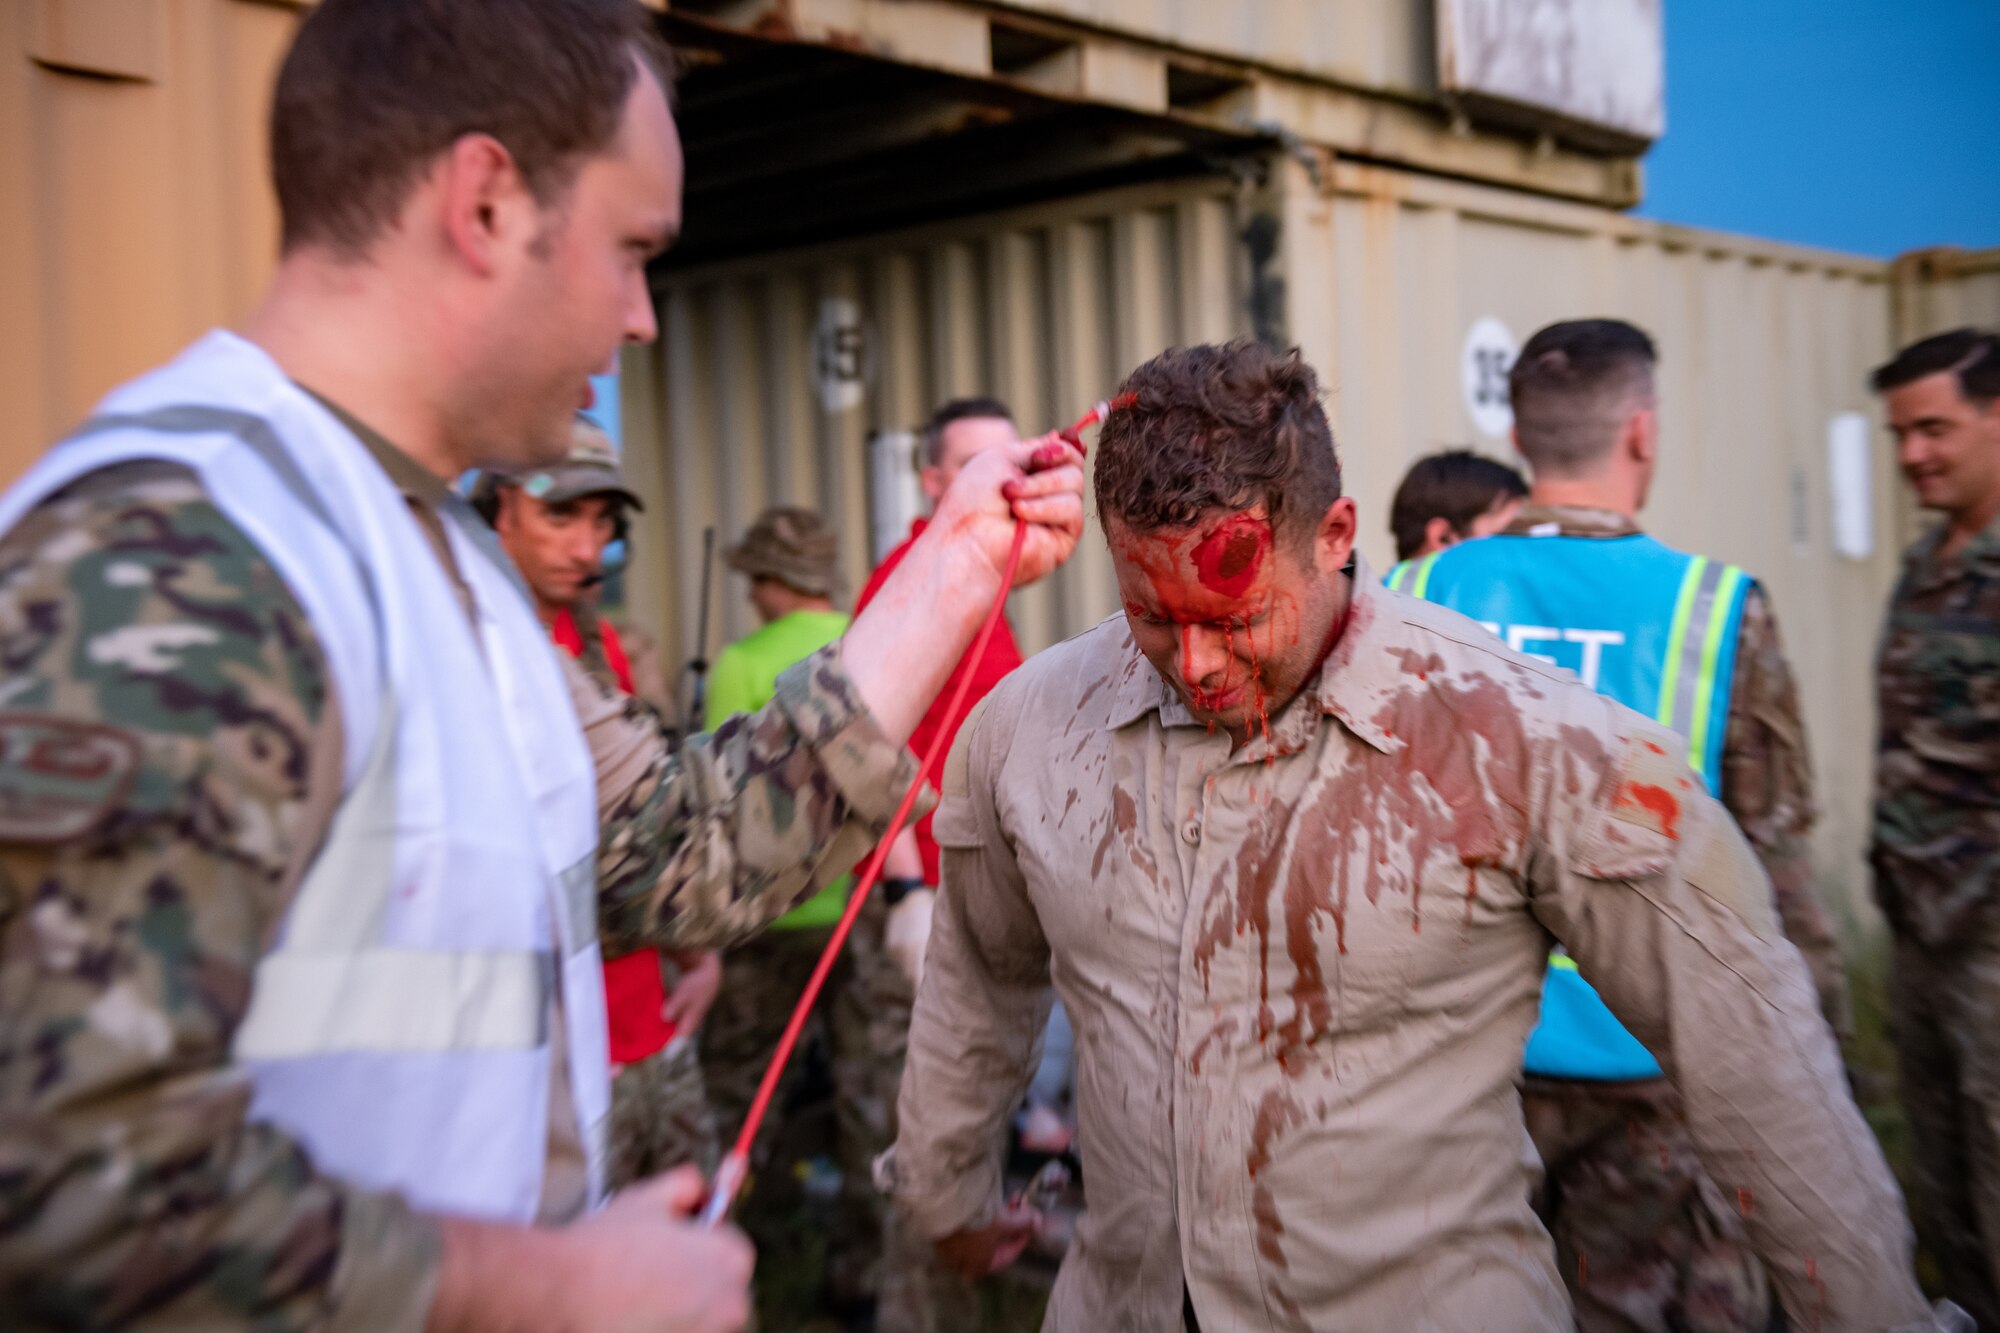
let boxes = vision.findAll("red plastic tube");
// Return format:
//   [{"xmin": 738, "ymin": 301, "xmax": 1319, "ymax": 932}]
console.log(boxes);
[{"xmin": 698, "ymin": 395, "xmax": 1129, "ymax": 1228}]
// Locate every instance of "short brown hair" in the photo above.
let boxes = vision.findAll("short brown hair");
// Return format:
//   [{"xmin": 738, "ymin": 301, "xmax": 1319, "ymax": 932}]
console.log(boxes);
[
  {"xmin": 1871, "ymin": 327, "xmax": 2000, "ymax": 405},
  {"xmin": 1508, "ymin": 319, "xmax": 1657, "ymax": 477},
  {"xmin": 1094, "ymin": 342, "xmax": 1341, "ymax": 545},
  {"xmin": 920, "ymin": 397, "xmax": 1014, "ymax": 467},
  {"xmin": 1388, "ymin": 449, "xmax": 1527, "ymax": 561},
  {"xmin": 271, "ymin": 0, "xmax": 673, "ymax": 257}
]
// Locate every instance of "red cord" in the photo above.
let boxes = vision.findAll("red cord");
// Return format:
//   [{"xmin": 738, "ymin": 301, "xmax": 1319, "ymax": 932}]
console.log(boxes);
[{"xmin": 699, "ymin": 400, "xmax": 1123, "ymax": 1228}]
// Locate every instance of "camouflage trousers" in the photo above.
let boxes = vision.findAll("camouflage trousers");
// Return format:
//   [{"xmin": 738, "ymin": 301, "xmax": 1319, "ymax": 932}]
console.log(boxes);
[
  {"xmin": 703, "ymin": 895, "xmax": 976, "ymax": 1332},
  {"xmin": 1525, "ymin": 1076, "xmax": 1777, "ymax": 1333},
  {"xmin": 606, "ymin": 1036, "xmax": 720, "ymax": 1190},
  {"xmin": 1891, "ymin": 922, "xmax": 2000, "ymax": 1330}
]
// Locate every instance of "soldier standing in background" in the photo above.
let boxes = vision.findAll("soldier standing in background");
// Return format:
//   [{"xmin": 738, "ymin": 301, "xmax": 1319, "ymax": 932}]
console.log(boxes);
[
  {"xmin": 1403, "ymin": 318, "xmax": 1852, "ymax": 1331},
  {"xmin": 1870, "ymin": 327, "xmax": 2000, "ymax": 1329},
  {"xmin": 478, "ymin": 418, "xmax": 722, "ymax": 1188}
]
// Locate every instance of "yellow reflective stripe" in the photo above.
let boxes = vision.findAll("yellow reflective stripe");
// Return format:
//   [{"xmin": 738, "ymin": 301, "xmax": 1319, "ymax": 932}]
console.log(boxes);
[
  {"xmin": 1386, "ymin": 560, "xmax": 1413, "ymax": 592},
  {"xmin": 1655, "ymin": 556, "xmax": 1708, "ymax": 727},
  {"xmin": 235, "ymin": 949, "xmax": 549, "ymax": 1059},
  {"xmin": 1547, "ymin": 951, "xmax": 1580, "ymax": 973},
  {"xmin": 1685, "ymin": 565, "xmax": 1746, "ymax": 781},
  {"xmin": 1409, "ymin": 550, "xmax": 1446, "ymax": 601}
]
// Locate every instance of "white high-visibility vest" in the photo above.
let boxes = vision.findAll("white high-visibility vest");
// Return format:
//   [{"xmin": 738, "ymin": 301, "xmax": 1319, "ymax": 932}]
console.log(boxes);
[{"xmin": 0, "ymin": 331, "xmax": 609, "ymax": 1220}]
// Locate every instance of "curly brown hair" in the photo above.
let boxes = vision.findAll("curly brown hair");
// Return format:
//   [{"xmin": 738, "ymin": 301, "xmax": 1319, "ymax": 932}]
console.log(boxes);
[{"xmin": 1093, "ymin": 341, "xmax": 1341, "ymax": 545}]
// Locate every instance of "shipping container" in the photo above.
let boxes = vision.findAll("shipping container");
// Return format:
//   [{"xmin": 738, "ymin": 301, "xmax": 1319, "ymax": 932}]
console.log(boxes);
[
  {"xmin": 1, "ymin": 0, "xmax": 300, "ymax": 484},
  {"xmin": 2, "ymin": 0, "xmax": 1977, "ymax": 933},
  {"xmin": 630, "ymin": 156, "xmax": 1903, "ymax": 924}
]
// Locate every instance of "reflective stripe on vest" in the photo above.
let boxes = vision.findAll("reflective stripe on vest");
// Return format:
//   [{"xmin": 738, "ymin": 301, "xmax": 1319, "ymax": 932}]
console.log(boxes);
[
  {"xmin": 1655, "ymin": 556, "xmax": 1747, "ymax": 786},
  {"xmin": 1390, "ymin": 531, "xmax": 1755, "ymax": 1083},
  {"xmin": 2, "ymin": 335, "xmax": 607, "ymax": 1220}
]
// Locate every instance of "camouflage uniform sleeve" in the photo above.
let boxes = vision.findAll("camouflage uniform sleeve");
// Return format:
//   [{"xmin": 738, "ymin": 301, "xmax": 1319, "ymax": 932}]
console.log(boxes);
[
  {"xmin": 576, "ymin": 647, "xmax": 932, "ymax": 955},
  {"xmin": 0, "ymin": 462, "xmax": 440, "ymax": 1332},
  {"xmin": 1718, "ymin": 586, "xmax": 1853, "ymax": 1042}
]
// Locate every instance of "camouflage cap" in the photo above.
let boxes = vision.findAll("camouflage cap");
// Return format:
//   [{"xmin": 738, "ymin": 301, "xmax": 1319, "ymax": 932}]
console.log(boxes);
[
  {"xmin": 726, "ymin": 506, "xmax": 840, "ymax": 596},
  {"xmin": 488, "ymin": 416, "xmax": 644, "ymax": 511}
]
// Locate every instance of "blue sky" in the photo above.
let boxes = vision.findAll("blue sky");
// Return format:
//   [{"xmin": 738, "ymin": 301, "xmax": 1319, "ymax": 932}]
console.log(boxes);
[{"xmin": 1637, "ymin": 0, "xmax": 2000, "ymax": 258}]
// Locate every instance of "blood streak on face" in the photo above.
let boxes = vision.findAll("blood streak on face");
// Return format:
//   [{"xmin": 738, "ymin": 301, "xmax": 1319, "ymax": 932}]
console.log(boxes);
[{"xmin": 1110, "ymin": 509, "xmax": 1342, "ymax": 747}]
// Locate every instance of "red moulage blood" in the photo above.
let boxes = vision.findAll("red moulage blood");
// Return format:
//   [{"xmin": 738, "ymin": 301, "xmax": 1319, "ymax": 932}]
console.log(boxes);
[{"xmin": 1191, "ymin": 513, "xmax": 1272, "ymax": 599}]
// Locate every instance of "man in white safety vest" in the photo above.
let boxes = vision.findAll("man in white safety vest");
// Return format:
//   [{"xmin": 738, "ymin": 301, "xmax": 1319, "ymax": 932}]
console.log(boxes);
[{"xmin": 0, "ymin": 2, "xmax": 1085, "ymax": 1331}]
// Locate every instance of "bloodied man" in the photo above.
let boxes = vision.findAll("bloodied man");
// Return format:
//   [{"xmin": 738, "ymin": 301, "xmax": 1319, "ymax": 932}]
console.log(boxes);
[{"xmin": 886, "ymin": 341, "xmax": 1950, "ymax": 1331}]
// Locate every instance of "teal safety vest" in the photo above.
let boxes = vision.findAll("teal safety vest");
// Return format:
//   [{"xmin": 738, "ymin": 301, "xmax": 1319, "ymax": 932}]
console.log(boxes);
[{"xmin": 1389, "ymin": 531, "xmax": 1752, "ymax": 1081}]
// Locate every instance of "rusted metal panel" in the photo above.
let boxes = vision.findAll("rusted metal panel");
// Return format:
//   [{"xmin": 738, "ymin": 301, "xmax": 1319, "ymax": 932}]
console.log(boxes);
[{"xmin": 983, "ymin": 0, "xmax": 1434, "ymax": 95}]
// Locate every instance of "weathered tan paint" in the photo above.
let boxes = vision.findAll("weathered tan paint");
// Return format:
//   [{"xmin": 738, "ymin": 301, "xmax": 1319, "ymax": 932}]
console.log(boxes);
[{"xmin": 2, "ymin": 0, "xmax": 302, "ymax": 485}]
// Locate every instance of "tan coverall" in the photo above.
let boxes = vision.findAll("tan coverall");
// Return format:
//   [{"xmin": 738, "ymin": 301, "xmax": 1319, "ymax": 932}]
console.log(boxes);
[{"xmin": 891, "ymin": 557, "xmax": 1929, "ymax": 1333}]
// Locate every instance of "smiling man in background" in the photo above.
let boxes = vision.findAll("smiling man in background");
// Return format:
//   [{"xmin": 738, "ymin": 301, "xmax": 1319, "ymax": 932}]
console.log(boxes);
[{"xmin": 1870, "ymin": 327, "xmax": 2000, "ymax": 1328}]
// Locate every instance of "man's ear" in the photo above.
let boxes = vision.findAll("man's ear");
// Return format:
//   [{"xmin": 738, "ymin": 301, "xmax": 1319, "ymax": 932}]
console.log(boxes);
[
  {"xmin": 1315, "ymin": 496, "xmax": 1360, "ymax": 573},
  {"xmin": 1626, "ymin": 404, "xmax": 1659, "ymax": 466},
  {"xmin": 1424, "ymin": 515, "xmax": 1458, "ymax": 553},
  {"xmin": 438, "ymin": 133, "xmax": 531, "ymax": 278}
]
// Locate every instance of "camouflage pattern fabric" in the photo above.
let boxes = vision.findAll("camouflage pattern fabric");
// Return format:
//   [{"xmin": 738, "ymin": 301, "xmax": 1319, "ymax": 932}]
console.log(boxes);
[
  {"xmin": 1875, "ymin": 514, "xmax": 2000, "ymax": 1326},
  {"xmin": 607, "ymin": 615, "xmax": 679, "ymax": 726},
  {"xmin": 701, "ymin": 893, "xmax": 974, "ymax": 1330},
  {"xmin": 605, "ymin": 1037, "xmax": 720, "ymax": 1190},
  {"xmin": 1524, "ymin": 1077, "xmax": 1776, "ymax": 1333},
  {"xmin": 1889, "ymin": 924, "xmax": 2000, "ymax": 1329},
  {"xmin": 0, "ymin": 462, "xmax": 438, "ymax": 1332},
  {"xmin": 1872, "ymin": 514, "xmax": 2000, "ymax": 949},
  {"xmin": 586, "ymin": 641, "xmax": 932, "ymax": 958},
  {"xmin": 0, "ymin": 457, "xmax": 932, "ymax": 1330}
]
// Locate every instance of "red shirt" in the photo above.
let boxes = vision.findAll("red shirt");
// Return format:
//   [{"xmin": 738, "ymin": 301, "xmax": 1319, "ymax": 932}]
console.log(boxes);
[
  {"xmin": 854, "ymin": 518, "xmax": 1025, "ymax": 885},
  {"xmin": 551, "ymin": 610, "xmax": 672, "ymax": 1066}
]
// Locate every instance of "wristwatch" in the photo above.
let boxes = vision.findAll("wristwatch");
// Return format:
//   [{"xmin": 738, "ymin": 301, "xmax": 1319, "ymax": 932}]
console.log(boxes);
[{"xmin": 881, "ymin": 876, "xmax": 927, "ymax": 906}]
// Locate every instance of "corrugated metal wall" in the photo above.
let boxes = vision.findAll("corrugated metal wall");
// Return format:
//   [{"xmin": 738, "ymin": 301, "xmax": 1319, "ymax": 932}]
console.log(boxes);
[
  {"xmin": 1, "ymin": 0, "xmax": 302, "ymax": 485},
  {"xmin": 622, "ymin": 178, "xmax": 1251, "ymax": 665},
  {"xmin": 629, "ymin": 159, "xmax": 1905, "ymax": 922}
]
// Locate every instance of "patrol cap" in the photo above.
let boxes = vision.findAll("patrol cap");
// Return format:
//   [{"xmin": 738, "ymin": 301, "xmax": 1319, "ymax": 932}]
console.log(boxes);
[
  {"xmin": 726, "ymin": 506, "xmax": 840, "ymax": 597},
  {"xmin": 480, "ymin": 415, "xmax": 644, "ymax": 511}
]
